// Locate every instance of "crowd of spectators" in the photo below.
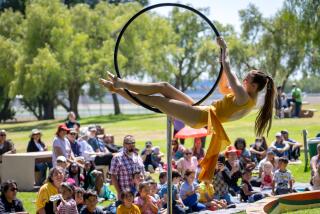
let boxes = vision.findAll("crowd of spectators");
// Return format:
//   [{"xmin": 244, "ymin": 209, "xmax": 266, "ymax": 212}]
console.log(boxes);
[{"xmin": 1, "ymin": 111, "xmax": 320, "ymax": 213}]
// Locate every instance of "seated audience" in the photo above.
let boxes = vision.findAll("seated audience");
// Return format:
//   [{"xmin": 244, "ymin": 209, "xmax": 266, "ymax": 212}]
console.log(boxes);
[
  {"xmin": 75, "ymin": 188, "xmax": 85, "ymax": 213},
  {"xmin": 213, "ymin": 155, "xmax": 234, "ymax": 206},
  {"xmin": 141, "ymin": 141, "xmax": 158, "ymax": 173},
  {"xmin": 261, "ymin": 161, "xmax": 273, "ymax": 190},
  {"xmin": 117, "ymin": 191, "xmax": 141, "ymax": 214},
  {"xmin": 0, "ymin": 129, "xmax": 16, "ymax": 163},
  {"xmin": 52, "ymin": 124, "xmax": 74, "ymax": 167},
  {"xmin": 134, "ymin": 182, "xmax": 158, "ymax": 214},
  {"xmin": 224, "ymin": 146, "xmax": 243, "ymax": 195},
  {"xmin": 192, "ymin": 138, "xmax": 205, "ymax": 161},
  {"xmin": 234, "ymin": 138, "xmax": 255, "ymax": 171},
  {"xmin": 240, "ymin": 170, "xmax": 265, "ymax": 203},
  {"xmin": 176, "ymin": 149, "xmax": 198, "ymax": 176},
  {"xmin": 311, "ymin": 144, "xmax": 320, "ymax": 179},
  {"xmin": 270, "ymin": 132, "xmax": 290, "ymax": 158},
  {"xmin": 158, "ymin": 170, "xmax": 186, "ymax": 214},
  {"xmin": 36, "ymin": 167, "xmax": 65, "ymax": 214},
  {"xmin": 258, "ymin": 149, "xmax": 278, "ymax": 177},
  {"xmin": 65, "ymin": 111, "xmax": 80, "ymax": 129},
  {"xmin": 132, "ymin": 171, "xmax": 144, "ymax": 197},
  {"xmin": 272, "ymin": 157, "xmax": 294, "ymax": 195},
  {"xmin": 158, "ymin": 172, "xmax": 167, "ymax": 187},
  {"xmin": 67, "ymin": 128, "xmax": 81, "ymax": 157},
  {"xmin": 149, "ymin": 180, "xmax": 161, "ymax": 209},
  {"xmin": 152, "ymin": 146, "xmax": 164, "ymax": 170},
  {"xmin": 99, "ymin": 134, "xmax": 121, "ymax": 153},
  {"xmin": 312, "ymin": 164, "xmax": 320, "ymax": 190},
  {"xmin": 250, "ymin": 137, "xmax": 268, "ymax": 164},
  {"xmin": 180, "ymin": 169, "xmax": 205, "ymax": 212},
  {"xmin": 27, "ymin": 129, "xmax": 51, "ymax": 186},
  {"xmin": 281, "ymin": 130, "xmax": 302, "ymax": 161},
  {"xmin": 55, "ymin": 182, "xmax": 78, "ymax": 214},
  {"xmin": 0, "ymin": 180, "xmax": 25, "ymax": 213},
  {"xmin": 198, "ymin": 179, "xmax": 227, "ymax": 211},
  {"xmin": 172, "ymin": 139, "xmax": 185, "ymax": 161},
  {"xmin": 87, "ymin": 125, "xmax": 113, "ymax": 167},
  {"xmin": 67, "ymin": 163, "xmax": 84, "ymax": 187},
  {"xmin": 80, "ymin": 190, "xmax": 104, "ymax": 214}
]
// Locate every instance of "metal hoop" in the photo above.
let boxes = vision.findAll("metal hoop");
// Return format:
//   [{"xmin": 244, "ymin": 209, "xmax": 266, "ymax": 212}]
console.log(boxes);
[{"xmin": 114, "ymin": 3, "xmax": 223, "ymax": 113}]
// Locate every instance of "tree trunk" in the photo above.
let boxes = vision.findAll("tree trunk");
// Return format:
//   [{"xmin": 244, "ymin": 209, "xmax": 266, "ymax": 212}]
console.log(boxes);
[
  {"xmin": 41, "ymin": 96, "xmax": 55, "ymax": 120},
  {"xmin": 0, "ymin": 99, "xmax": 15, "ymax": 122},
  {"xmin": 112, "ymin": 93, "xmax": 121, "ymax": 115},
  {"xmin": 68, "ymin": 84, "xmax": 81, "ymax": 119}
]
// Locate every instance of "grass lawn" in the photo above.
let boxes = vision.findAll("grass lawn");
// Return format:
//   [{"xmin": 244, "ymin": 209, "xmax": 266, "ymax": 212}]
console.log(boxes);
[{"xmin": 1, "ymin": 104, "xmax": 320, "ymax": 213}]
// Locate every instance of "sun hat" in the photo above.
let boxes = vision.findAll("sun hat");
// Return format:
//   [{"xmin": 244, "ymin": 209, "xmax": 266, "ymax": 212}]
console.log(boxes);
[{"xmin": 224, "ymin": 146, "xmax": 241, "ymax": 157}]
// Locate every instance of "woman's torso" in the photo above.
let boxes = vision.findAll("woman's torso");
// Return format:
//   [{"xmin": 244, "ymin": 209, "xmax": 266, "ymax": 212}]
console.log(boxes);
[{"xmin": 212, "ymin": 94, "xmax": 256, "ymax": 123}]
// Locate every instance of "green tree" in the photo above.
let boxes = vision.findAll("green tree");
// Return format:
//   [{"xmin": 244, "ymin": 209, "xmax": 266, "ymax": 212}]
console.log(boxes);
[
  {"xmin": 239, "ymin": 3, "xmax": 305, "ymax": 89},
  {"xmin": 0, "ymin": 36, "xmax": 19, "ymax": 121}
]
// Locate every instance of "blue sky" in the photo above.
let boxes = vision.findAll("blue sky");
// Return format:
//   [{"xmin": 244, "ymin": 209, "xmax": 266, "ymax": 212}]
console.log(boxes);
[{"xmin": 149, "ymin": 0, "xmax": 284, "ymax": 32}]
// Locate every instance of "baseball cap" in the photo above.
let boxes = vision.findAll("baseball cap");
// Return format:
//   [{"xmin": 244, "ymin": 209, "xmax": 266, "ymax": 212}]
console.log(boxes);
[
  {"xmin": 57, "ymin": 124, "xmax": 70, "ymax": 132},
  {"xmin": 88, "ymin": 125, "xmax": 97, "ymax": 132},
  {"xmin": 281, "ymin": 130, "xmax": 288, "ymax": 135},
  {"xmin": 56, "ymin": 156, "xmax": 67, "ymax": 162},
  {"xmin": 275, "ymin": 132, "xmax": 282, "ymax": 137},
  {"xmin": 123, "ymin": 135, "xmax": 135, "ymax": 144},
  {"xmin": 69, "ymin": 128, "xmax": 77, "ymax": 134}
]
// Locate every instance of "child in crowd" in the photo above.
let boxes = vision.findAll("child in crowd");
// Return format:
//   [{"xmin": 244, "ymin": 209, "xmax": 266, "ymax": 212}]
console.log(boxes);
[
  {"xmin": 158, "ymin": 171, "xmax": 167, "ymax": 187},
  {"xmin": 312, "ymin": 165, "xmax": 320, "ymax": 190},
  {"xmin": 179, "ymin": 169, "xmax": 206, "ymax": 212},
  {"xmin": 240, "ymin": 170, "xmax": 265, "ymax": 203},
  {"xmin": 149, "ymin": 180, "xmax": 162, "ymax": 209},
  {"xmin": 152, "ymin": 146, "xmax": 164, "ymax": 170},
  {"xmin": 198, "ymin": 179, "xmax": 227, "ymax": 211},
  {"xmin": 56, "ymin": 182, "xmax": 78, "ymax": 214},
  {"xmin": 250, "ymin": 137, "xmax": 268, "ymax": 164},
  {"xmin": 272, "ymin": 157, "xmax": 294, "ymax": 195},
  {"xmin": 261, "ymin": 161, "xmax": 273, "ymax": 189},
  {"xmin": 158, "ymin": 170, "xmax": 186, "ymax": 214},
  {"xmin": 132, "ymin": 171, "xmax": 144, "ymax": 197},
  {"xmin": 134, "ymin": 182, "xmax": 158, "ymax": 214},
  {"xmin": 213, "ymin": 155, "xmax": 234, "ymax": 206},
  {"xmin": 75, "ymin": 187, "xmax": 85, "ymax": 213},
  {"xmin": 234, "ymin": 138, "xmax": 256, "ymax": 171},
  {"xmin": 80, "ymin": 191, "xmax": 104, "ymax": 214},
  {"xmin": 117, "ymin": 191, "xmax": 141, "ymax": 214}
]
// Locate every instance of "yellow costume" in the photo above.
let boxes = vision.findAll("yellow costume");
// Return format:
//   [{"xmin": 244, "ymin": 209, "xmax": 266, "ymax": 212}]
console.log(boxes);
[{"xmin": 192, "ymin": 93, "xmax": 256, "ymax": 181}]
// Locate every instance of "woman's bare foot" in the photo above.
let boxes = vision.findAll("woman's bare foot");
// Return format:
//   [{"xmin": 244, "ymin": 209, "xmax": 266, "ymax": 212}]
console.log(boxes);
[
  {"xmin": 106, "ymin": 71, "xmax": 123, "ymax": 89},
  {"xmin": 99, "ymin": 78, "xmax": 116, "ymax": 93}
]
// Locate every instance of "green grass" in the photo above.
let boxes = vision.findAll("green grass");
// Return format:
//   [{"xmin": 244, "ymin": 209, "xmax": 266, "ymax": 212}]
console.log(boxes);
[
  {"xmin": 1, "ymin": 105, "xmax": 320, "ymax": 213},
  {"xmin": 284, "ymin": 207, "xmax": 320, "ymax": 214}
]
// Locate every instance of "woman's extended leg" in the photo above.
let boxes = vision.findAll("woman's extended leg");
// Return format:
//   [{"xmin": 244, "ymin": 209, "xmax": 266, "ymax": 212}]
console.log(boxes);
[
  {"xmin": 106, "ymin": 72, "xmax": 195, "ymax": 105},
  {"xmin": 100, "ymin": 78, "xmax": 207, "ymax": 127}
]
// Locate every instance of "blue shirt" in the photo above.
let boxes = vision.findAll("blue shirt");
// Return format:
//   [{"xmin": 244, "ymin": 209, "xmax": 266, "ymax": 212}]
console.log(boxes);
[{"xmin": 70, "ymin": 140, "xmax": 81, "ymax": 157}]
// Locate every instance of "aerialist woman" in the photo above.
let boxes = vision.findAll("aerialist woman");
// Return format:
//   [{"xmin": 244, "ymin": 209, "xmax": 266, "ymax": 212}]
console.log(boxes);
[{"xmin": 99, "ymin": 37, "xmax": 276, "ymax": 181}]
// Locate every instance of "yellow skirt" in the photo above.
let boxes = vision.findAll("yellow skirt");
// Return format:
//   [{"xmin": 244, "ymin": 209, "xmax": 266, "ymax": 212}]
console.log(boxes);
[{"xmin": 191, "ymin": 106, "xmax": 231, "ymax": 181}]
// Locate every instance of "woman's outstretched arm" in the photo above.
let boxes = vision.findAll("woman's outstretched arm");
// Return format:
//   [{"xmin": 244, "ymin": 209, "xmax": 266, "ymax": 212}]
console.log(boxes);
[{"xmin": 217, "ymin": 37, "xmax": 249, "ymax": 105}]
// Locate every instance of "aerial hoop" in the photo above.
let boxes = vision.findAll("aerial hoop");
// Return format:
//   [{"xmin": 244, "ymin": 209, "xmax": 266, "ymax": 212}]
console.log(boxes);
[{"xmin": 114, "ymin": 3, "xmax": 223, "ymax": 113}]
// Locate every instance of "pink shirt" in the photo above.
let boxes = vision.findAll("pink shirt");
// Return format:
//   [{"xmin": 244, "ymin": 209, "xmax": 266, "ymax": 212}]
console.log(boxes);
[
  {"xmin": 176, "ymin": 156, "xmax": 198, "ymax": 175},
  {"xmin": 134, "ymin": 196, "xmax": 157, "ymax": 214}
]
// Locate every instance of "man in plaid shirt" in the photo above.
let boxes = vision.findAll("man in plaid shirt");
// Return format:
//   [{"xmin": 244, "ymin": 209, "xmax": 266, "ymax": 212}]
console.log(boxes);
[{"xmin": 110, "ymin": 135, "xmax": 145, "ymax": 201}]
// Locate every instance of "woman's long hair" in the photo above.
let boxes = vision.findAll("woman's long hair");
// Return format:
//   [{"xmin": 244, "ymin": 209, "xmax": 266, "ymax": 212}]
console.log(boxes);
[{"xmin": 250, "ymin": 70, "xmax": 276, "ymax": 137}]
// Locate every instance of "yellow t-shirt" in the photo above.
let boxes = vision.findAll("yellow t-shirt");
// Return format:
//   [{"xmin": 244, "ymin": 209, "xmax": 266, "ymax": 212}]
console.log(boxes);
[
  {"xmin": 36, "ymin": 182, "xmax": 58, "ymax": 211},
  {"xmin": 198, "ymin": 182, "xmax": 215, "ymax": 203},
  {"xmin": 116, "ymin": 204, "xmax": 141, "ymax": 214}
]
